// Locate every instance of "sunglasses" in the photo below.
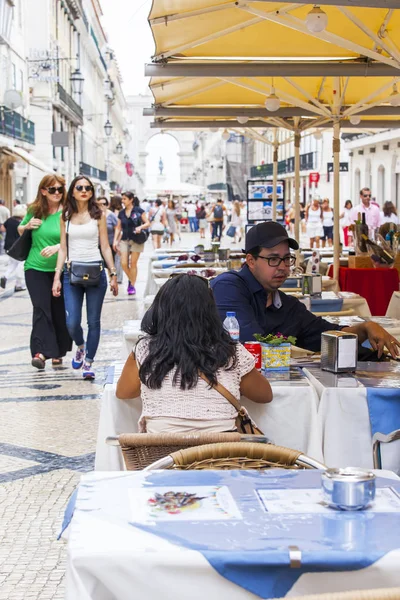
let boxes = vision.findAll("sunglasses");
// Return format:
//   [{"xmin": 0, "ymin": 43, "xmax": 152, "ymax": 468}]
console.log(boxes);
[
  {"xmin": 46, "ymin": 186, "xmax": 64, "ymax": 195},
  {"xmin": 75, "ymin": 185, "xmax": 93, "ymax": 192},
  {"xmin": 362, "ymin": 194, "xmax": 371, "ymax": 198},
  {"xmin": 169, "ymin": 272, "xmax": 211, "ymax": 287}
]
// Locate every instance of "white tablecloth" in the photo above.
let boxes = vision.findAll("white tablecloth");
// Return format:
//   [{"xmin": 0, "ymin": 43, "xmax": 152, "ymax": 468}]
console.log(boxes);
[
  {"xmin": 66, "ymin": 470, "xmax": 400, "ymax": 600},
  {"xmin": 95, "ymin": 365, "xmax": 323, "ymax": 471},
  {"xmin": 304, "ymin": 366, "xmax": 400, "ymax": 473},
  {"xmin": 122, "ymin": 320, "xmax": 142, "ymax": 359},
  {"xmin": 386, "ymin": 292, "xmax": 400, "ymax": 319}
]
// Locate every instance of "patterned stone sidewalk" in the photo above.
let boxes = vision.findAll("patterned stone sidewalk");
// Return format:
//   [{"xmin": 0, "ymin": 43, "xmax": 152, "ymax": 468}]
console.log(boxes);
[{"xmin": 0, "ymin": 247, "xmax": 149, "ymax": 600}]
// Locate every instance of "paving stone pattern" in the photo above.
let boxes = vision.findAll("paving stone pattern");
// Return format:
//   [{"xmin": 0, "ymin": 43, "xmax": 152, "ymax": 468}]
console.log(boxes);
[{"xmin": 0, "ymin": 243, "xmax": 152, "ymax": 600}]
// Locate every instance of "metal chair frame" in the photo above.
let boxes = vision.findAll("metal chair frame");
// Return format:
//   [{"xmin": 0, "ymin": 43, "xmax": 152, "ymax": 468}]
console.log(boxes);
[{"xmin": 372, "ymin": 429, "xmax": 400, "ymax": 469}]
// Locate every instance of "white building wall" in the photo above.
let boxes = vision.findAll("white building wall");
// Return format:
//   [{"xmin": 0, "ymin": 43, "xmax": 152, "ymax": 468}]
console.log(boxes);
[{"xmin": 345, "ymin": 130, "xmax": 400, "ymax": 209}]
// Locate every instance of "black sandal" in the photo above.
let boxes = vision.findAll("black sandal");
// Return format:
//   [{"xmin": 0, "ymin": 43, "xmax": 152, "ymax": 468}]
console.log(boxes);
[{"xmin": 32, "ymin": 354, "xmax": 46, "ymax": 370}]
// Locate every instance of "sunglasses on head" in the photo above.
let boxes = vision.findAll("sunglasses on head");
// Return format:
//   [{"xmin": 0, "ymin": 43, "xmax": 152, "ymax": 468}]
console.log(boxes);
[
  {"xmin": 46, "ymin": 186, "xmax": 64, "ymax": 195},
  {"xmin": 169, "ymin": 272, "xmax": 211, "ymax": 287},
  {"xmin": 75, "ymin": 185, "xmax": 93, "ymax": 192}
]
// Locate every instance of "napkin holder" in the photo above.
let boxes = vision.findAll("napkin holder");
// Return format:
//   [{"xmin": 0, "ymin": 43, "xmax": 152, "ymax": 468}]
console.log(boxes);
[
  {"xmin": 301, "ymin": 274, "xmax": 322, "ymax": 296},
  {"xmin": 321, "ymin": 331, "xmax": 358, "ymax": 373}
]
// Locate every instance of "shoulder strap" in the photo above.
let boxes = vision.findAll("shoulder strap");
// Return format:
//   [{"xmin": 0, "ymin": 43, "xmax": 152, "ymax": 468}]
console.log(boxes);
[
  {"xmin": 66, "ymin": 219, "xmax": 70, "ymax": 263},
  {"xmin": 199, "ymin": 372, "xmax": 241, "ymax": 412}
]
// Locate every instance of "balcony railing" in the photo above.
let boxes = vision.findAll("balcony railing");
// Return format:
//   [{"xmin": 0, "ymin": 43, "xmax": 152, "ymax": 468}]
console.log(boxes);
[
  {"xmin": 0, "ymin": 106, "xmax": 35, "ymax": 145},
  {"xmin": 79, "ymin": 161, "xmax": 107, "ymax": 181},
  {"xmin": 250, "ymin": 152, "xmax": 315, "ymax": 178},
  {"xmin": 57, "ymin": 84, "xmax": 83, "ymax": 122}
]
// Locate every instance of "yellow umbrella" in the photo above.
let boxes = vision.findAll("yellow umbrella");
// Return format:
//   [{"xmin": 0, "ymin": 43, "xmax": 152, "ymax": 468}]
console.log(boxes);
[{"xmin": 147, "ymin": 0, "xmax": 400, "ymax": 277}]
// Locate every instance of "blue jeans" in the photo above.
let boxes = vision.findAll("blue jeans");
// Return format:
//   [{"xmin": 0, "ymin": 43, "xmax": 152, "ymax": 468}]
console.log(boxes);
[
  {"xmin": 189, "ymin": 217, "xmax": 197, "ymax": 232},
  {"xmin": 63, "ymin": 269, "xmax": 107, "ymax": 362}
]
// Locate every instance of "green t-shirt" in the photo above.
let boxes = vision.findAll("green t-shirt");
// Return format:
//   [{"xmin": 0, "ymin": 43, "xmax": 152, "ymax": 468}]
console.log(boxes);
[{"xmin": 20, "ymin": 210, "xmax": 62, "ymax": 272}]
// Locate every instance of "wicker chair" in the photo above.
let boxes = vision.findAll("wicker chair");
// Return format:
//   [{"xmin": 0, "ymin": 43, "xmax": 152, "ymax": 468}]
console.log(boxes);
[
  {"xmin": 279, "ymin": 588, "xmax": 400, "ymax": 600},
  {"xmin": 106, "ymin": 432, "xmax": 271, "ymax": 470},
  {"xmin": 144, "ymin": 441, "xmax": 326, "ymax": 471}
]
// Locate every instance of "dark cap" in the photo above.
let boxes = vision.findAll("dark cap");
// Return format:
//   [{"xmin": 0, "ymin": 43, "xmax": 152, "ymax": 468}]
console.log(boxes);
[{"xmin": 244, "ymin": 222, "xmax": 299, "ymax": 253}]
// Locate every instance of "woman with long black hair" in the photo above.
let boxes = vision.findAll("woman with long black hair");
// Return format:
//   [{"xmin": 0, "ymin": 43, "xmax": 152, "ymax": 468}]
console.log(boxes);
[
  {"xmin": 52, "ymin": 175, "xmax": 118, "ymax": 380},
  {"xmin": 116, "ymin": 273, "xmax": 272, "ymax": 433}
]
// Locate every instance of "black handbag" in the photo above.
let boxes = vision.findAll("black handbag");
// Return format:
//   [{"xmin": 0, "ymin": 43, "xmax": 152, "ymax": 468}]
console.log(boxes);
[
  {"xmin": 6, "ymin": 229, "xmax": 32, "ymax": 261},
  {"xmin": 131, "ymin": 229, "xmax": 149, "ymax": 245},
  {"xmin": 67, "ymin": 221, "xmax": 103, "ymax": 287}
]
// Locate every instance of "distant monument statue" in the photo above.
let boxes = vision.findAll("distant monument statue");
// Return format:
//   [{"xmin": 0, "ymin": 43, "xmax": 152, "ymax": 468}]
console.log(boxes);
[{"xmin": 158, "ymin": 157, "xmax": 164, "ymax": 176}]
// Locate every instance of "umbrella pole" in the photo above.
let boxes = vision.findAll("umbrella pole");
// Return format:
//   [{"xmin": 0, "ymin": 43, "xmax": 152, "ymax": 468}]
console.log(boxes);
[
  {"xmin": 272, "ymin": 133, "xmax": 278, "ymax": 221},
  {"xmin": 294, "ymin": 131, "xmax": 301, "ymax": 259},
  {"xmin": 333, "ymin": 120, "xmax": 341, "ymax": 281}
]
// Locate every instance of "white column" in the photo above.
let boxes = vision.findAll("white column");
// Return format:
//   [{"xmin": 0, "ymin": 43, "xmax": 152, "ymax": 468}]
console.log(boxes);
[{"xmin": 272, "ymin": 137, "xmax": 279, "ymax": 221}]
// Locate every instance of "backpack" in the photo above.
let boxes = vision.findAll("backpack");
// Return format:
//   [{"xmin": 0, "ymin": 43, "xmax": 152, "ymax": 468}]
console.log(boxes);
[{"xmin": 214, "ymin": 204, "xmax": 223, "ymax": 219}]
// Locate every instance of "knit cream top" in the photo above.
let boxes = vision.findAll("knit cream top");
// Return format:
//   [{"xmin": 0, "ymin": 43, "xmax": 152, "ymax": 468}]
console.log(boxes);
[{"xmin": 135, "ymin": 339, "xmax": 255, "ymax": 431}]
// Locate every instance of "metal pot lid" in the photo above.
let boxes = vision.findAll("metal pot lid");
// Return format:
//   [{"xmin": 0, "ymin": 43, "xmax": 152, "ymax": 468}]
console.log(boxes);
[{"xmin": 322, "ymin": 467, "xmax": 375, "ymax": 482}]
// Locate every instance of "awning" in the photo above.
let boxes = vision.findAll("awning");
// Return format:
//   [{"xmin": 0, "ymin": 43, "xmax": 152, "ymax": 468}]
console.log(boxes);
[
  {"xmin": 1, "ymin": 146, "xmax": 54, "ymax": 173},
  {"xmin": 147, "ymin": 1, "xmax": 400, "ymax": 131}
]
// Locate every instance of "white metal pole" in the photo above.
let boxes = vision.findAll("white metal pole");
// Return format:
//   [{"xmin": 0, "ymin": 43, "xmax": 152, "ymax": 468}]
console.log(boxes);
[
  {"xmin": 272, "ymin": 135, "xmax": 279, "ymax": 221},
  {"xmin": 333, "ymin": 120, "xmax": 341, "ymax": 281},
  {"xmin": 294, "ymin": 130, "xmax": 301, "ymax": 255}
]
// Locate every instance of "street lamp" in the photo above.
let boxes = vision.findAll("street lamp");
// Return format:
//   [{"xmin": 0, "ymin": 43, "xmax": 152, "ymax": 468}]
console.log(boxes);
[
  {"xmin": 70, "ymin": 68, "xmax": 84, "ymax": 95},
  {"xmin": 115, "ymin": 142, "xmax": 123, "ymax": 154},
  {"xmin": 104, "ymin": 120, "xmax": 113, "ymax": 137},
  {"xmin": 124, "ymin": 153, "xmax": 129, "ymax": 161}
]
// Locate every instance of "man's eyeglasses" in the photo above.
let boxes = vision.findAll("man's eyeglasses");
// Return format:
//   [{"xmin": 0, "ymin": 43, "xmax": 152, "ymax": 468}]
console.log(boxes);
[
  {"xmin": 46, "ymin": 186, "xmax": 64, "ymax": 195},
  {"xmin": 362, "ymin": 194, "xmax": 371, "ymax": 198},
  {"xmin": 257, "ymin": 255, "xmax": 296, "ymax": 267},
  {"xmin": 75, "ymin": 185, "xmax": 93, "ymax": 192}
]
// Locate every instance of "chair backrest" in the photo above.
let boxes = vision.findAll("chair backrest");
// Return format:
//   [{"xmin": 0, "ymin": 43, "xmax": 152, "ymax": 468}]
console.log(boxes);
[
  {"xmin": 117, "ymin": 432, "xmax": 243, "ymax": 470},
  {"xmin": 372, "ymin": 429, "xmax": 400, "ymax": 469},
  {"xmin": 144, "ymin": 441, "xmax": 326, "ymax": 471}
]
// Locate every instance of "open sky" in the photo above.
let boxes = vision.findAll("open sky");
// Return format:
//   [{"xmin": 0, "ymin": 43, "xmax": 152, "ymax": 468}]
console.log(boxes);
[
  {"xmin": 101, "ymin": 0, "xmax": 154, "ymax": 96},
  {"xmin": 101, "ymin": 1, "xmax": 182, "ymax": 184}
]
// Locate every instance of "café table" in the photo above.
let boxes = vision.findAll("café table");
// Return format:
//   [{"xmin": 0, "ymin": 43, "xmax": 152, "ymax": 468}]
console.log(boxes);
[
  {"xmin": 336, "ymin": 267, "xmax": 399, "ymax": 316},
  {"xmin": 65, "ymin": 468, "xmax": 400, "ymax": 600},
  {"xmin": 95, "ymin": 364, "xmax": 323, "ymax": 471},
  {"xmin": 386, "ymin": 292, "xmax": 400, "ymax": 319},
  {"xmin": 304, "ymin": 362, "xmax": 400, "ymax": 474},
  {"xmin": 285, "ymin": 291, "xmax": 371, "ymax": 317},
  {"xmin": 144, "ymin": 263, "xmax": 227, "ymax": 296}
]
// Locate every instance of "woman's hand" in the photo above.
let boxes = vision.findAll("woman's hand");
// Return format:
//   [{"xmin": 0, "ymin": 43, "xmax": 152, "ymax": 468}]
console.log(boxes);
[
  {"xmin": 134, "ymin": 226, "xmax": 142, "ymax": 234},
  {"xmin": 110, "ymin": 276, "xmax": 118, "ymax": 297},
  {"xmin": 26, "ymin": 218, "xmax": 42, "ymax": 230},
  {"xmin": 112, "ymin": 242, "xmax": 120, "ymax": 255},
  {"xmin": 40, "ymin": 244, "xmax": 60, "ymax": 258},
  {"xmin": 52, "ymin": 277, "xmax": 62, "ymax": 297}
]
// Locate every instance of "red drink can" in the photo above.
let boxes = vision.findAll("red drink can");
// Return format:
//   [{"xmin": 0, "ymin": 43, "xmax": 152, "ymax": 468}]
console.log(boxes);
[{"xmin": 244, "ymin": 341, "xmax": 261, "ymax": 371}]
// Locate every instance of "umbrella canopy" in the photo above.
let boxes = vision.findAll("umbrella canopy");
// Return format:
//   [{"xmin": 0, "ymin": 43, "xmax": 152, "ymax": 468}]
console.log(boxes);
[{"xmin": 147, "ymin": 0, "xmax": 400, "ymax": 280}]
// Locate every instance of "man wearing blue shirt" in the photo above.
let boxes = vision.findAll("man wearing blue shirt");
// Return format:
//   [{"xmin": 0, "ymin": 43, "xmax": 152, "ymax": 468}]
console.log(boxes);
[{"xmin": 211, "ymin": 221, "xmax": 400, "ymax": 356}]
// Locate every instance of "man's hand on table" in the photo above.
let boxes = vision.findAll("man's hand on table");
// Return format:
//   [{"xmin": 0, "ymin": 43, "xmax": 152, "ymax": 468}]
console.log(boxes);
[{"xmin": 343, "ymin": 322, "xmax": 400, "ymax": 359}]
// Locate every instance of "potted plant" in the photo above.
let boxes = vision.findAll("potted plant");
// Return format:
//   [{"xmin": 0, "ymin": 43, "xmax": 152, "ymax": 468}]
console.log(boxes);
[{"xmin": 254, "ymin": 333, "xmax": 297, "ymax": 371}]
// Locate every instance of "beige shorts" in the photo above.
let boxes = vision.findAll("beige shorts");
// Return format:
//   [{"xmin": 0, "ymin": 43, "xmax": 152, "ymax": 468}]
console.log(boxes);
[{"xmin": 119, "ymin": 239, "xmax": 144, "ymax": 254}]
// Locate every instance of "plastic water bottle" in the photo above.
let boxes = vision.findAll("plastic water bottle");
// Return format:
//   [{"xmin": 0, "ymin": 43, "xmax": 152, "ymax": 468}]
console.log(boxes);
[{"xmin": 223, "ymin": 311, "xmax": 240, "ymax": 341}]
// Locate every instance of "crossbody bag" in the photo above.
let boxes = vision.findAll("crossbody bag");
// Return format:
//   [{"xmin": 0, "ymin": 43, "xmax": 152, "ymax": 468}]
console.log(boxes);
[
  {"xmin": 66, "ymin": 220, "xmax": 103, "ymax": 287},
  {"xmin": 199, "ymin": 372, "xmax": 264, "ymax": 435}
]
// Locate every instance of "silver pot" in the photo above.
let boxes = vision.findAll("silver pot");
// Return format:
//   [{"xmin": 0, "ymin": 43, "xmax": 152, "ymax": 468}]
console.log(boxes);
[{"xmin": 321, "ymin": 467, "xmax": 376, "ymax": 511}]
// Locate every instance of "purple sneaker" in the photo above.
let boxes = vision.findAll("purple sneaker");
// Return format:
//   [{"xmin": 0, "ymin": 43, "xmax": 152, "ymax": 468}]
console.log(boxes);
[
  {"xmin": 127, "ymin": 283, "xmax": 136, "ymax": 295},
  {"xmin": 82, "ymin": 362, "xmax": 95, "ymax": 380},
  {"xmin": 72, "ymin": 346, "xmax": 85, "ymax": 369}
]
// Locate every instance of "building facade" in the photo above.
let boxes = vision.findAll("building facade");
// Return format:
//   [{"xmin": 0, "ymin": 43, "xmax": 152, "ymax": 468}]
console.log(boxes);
[
  {"xmin": 0, "ymin": 0, "xmax": 127, "ymax": 209},
  {"xmin": 344, "ymin": 130, "xmax": 400, "ymax": 209}
]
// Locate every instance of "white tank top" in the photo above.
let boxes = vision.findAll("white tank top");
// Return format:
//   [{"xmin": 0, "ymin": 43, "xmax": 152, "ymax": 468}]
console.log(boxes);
[
  {"xmin": 67, "ymin": 219, "xmax": 102, "ymax": 262},
  {"xmin": 322, "ymin": 209, "xmax": 334, "ymax": 227},
  {"xmin": 308, "ymin": 206, "xmax": 322, "ymax": 223}
]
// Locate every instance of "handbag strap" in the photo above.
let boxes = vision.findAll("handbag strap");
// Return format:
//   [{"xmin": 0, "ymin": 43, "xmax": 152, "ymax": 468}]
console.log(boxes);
[
  {"xmin": 66, "ymin": 219, "xmax": 70, "ymax": 264},
  {"xmin": 199, "ymin": 372, "xmax": 242, "ymax": 412}
]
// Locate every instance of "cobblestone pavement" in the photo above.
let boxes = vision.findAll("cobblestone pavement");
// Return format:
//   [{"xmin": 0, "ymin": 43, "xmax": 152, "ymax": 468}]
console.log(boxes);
[
  {"xmin": 0, "ymin": 237, "xmax": 157, "ymax": 599},
  {"xmin": 0, "ymin": 230, "xmax": 223, "ymax": 600}
]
